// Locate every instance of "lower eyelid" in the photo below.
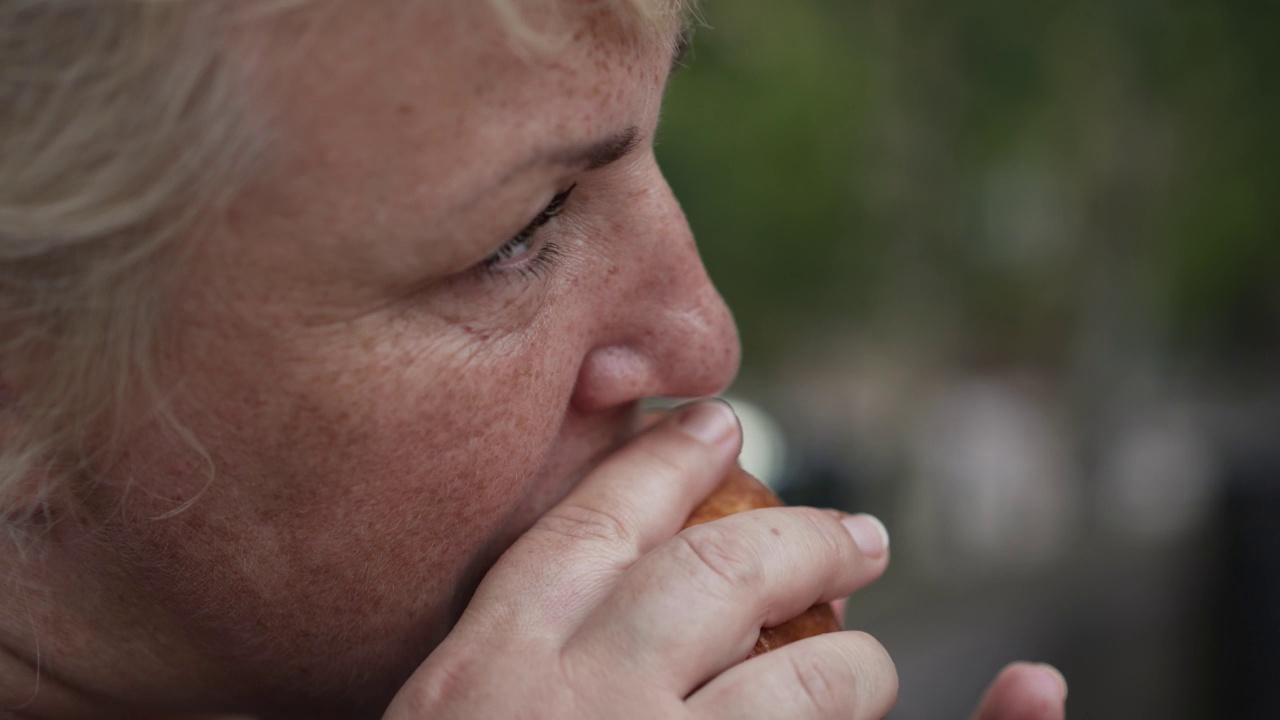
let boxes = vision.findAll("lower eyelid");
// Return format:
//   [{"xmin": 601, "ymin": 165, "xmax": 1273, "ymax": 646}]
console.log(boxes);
[
  {"xmin": 483, "ymin": 226, "xmax": 564, "ymax": 276},
  {"xmin": 485, "ymin": 185, "xmax": 578, "ymax": 267}
]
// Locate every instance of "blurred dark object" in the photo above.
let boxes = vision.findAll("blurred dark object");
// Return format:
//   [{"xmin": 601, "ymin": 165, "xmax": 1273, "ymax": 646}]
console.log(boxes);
[{"xmin": 1212, "ymin": 401, "xmax": 1280, "ymax": 720}]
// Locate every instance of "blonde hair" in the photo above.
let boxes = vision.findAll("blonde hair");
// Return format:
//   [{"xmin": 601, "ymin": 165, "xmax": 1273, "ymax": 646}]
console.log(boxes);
[{"xmin": 0, "ymin": 0, "xmax": 697, "ymax": 524}]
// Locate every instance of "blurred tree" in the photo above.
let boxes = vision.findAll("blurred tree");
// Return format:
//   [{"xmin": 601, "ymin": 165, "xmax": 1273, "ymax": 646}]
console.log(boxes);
[{"xmin": 658, "ymin": 0, "xmax": 1278, "ymax": 376}]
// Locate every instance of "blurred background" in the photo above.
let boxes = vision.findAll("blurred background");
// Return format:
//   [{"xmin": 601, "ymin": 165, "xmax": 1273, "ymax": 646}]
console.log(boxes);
[{"xmin": 656, "ymin": 1, "xmax": 1279, "ymax": 717}]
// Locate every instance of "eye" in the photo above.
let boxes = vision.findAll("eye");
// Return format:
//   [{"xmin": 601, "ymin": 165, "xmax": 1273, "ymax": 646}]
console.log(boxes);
[{"xmin": 483, "ymin": 183, "xmax": 577, "ymax": 275}]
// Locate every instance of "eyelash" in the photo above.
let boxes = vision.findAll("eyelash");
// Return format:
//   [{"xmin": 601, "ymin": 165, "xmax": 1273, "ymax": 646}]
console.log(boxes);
[{"xmin": 483, "ymin": 184, "xmax": 577, "ymax": 279}]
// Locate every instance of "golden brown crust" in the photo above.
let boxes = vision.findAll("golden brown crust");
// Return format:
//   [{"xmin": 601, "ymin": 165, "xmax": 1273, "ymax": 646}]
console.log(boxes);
[{"xmin": 683, "ymin": 465, "xmax": 842, "ymax": 658}]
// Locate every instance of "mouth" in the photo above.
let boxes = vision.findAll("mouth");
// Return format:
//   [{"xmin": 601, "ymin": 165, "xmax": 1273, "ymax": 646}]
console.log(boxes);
[
  {"xmin": 442, "ymin": 402, "xmax": 644, "ymax": 632},
  {"xmin": 531, "ymin": 401, "xmax": 645, "ymax": 512}
]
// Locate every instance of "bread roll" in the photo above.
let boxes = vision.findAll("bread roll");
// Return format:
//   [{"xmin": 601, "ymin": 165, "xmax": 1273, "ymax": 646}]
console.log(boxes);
[{"xmin": 683, "ymin": 465, "xmax": 842, "ymax": 658}]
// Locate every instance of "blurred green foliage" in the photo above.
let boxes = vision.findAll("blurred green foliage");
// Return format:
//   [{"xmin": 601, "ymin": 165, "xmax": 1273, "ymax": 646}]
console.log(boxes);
[{"xmin": 658, "ymin": 0, "xmax": 1279, "ymax": 372}]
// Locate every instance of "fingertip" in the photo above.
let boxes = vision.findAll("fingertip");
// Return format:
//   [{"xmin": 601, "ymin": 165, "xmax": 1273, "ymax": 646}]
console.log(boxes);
[
  {"xmin": 840, "ymin": 513, "xmax": 889, "ymax": 558},
  {"xmin": 974, "ymin": 662, "xmax": 1067, "ymax": 720},
  {"xmin": 1001, "ymin": 662, "xmax": 1067, "ymax": 703},
  {"xmin": 1034, "ymin": 663, "xmax": 1068, "ymax": 701},
  {"xmin": 673, "ymin": 397, "xmax": 740, "ymax": 447}
]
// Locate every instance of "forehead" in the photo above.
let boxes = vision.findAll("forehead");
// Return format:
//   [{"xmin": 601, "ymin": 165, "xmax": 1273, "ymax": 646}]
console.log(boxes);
[
  {"xmin": 213, "ymin": 2, "xmax": 676, "ymax": 291},
  {"xmin": 253, "ymin": 5, "xmax": 666, "ymax": 192}
]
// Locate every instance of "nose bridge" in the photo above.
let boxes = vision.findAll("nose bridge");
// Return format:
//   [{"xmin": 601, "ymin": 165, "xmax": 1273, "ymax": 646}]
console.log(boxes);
[
  {"xmin": 637, "ymin": 164, "xmax": 739, "ymax": 369},
  {"xmin": 650, "ymin": 202, "xmax": 738, "ymax": 375},
  {"xmin": 572, "ymin": 164, "xmax": 740, "ymax": 411}
]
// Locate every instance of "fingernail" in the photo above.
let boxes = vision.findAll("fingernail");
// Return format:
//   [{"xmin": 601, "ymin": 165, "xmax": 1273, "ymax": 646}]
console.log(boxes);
[
  {"xmin": 676, "ymin": 399, "xmax": 737, "ymax": 446},
  {"xmin": 842, "ymin": 514, "xmax": 890, "ymax": 557},
  {"xmin": 1037, "ymin": 663, "xmax": 1068, "ymax": 699}
]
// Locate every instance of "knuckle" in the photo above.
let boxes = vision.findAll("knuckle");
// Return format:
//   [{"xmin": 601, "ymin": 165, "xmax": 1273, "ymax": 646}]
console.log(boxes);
[
  {"xmin": 793, "ymin": 507, "xmax": 853, "ymax": 562},
  {"xmin": 671, "ymin": 523, "xmax": 765, "ymax": 597},
  {"xmin": 406, "ymin": 643, "xmax": 574, "ymax": 718},
  {"xmin": 786, "ymin": 650, "xmax": 845, "ymax": 716},
  {"xmin": 405, "ymin": 651, "xmax": 479, "ymax": 713},
  {"xmin": 533, "ymin": 503, "xmax": 636, "ymax": 553}
]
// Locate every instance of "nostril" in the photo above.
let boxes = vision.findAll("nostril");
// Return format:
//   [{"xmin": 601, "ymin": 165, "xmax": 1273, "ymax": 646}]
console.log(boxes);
[
  {"xmin": 570, "ymin": 345, "xmax": 651, "ymax": 414},
  {"xmin": 569, "ymin": 292, "xmax": 740, "ymax": 413}
]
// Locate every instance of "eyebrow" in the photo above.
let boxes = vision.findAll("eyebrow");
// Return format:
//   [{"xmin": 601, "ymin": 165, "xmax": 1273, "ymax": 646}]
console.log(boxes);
[
  {"xmin": 550, "ymin": 126, "xmax": 643, "ymax": 171},
  {"xmin": 454, "ymin": 126, "xmax": 642, "ymax": 212},
  {"xmin": 552, "ymin": 24, "xmax": 696, "ymax": 170},
  {"xmin": 548, "ymin": 23, "xmax": 693, "ymax": 173},
  {"xmin": 461, "ymin": 23, "xmax": 692, "ymax": 209}
]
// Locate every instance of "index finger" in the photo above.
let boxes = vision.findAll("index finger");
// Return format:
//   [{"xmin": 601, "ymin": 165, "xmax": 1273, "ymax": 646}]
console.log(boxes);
[{"xmin": 469, "ymin": 400, "xmax": 743, "ymax": 632}]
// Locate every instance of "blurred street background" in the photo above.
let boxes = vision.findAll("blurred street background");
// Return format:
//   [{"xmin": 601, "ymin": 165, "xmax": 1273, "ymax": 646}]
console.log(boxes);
[{"xmin": 657, "ymin": 1, "xmax": 1279, "ymax": 717}]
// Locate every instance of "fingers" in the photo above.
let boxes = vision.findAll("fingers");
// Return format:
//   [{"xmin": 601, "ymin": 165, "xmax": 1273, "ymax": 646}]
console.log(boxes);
[
  {"xmin": 971, "ymin": 663, "xmax": 1068, "ymax": 720},
  {"xmin": 470, "ymin": 400, "xmax": 742, "ymax": 631},
  {"xmin": 541, "ymin": 400, "xmax": 739, "ymax": 556},
  {"xmin": 687, "ymin": 631, "xmax": 898, "ymax": 720},
  {"xmin": 564, "ymin": 508, "xmax": 890, "ymax": 691}
]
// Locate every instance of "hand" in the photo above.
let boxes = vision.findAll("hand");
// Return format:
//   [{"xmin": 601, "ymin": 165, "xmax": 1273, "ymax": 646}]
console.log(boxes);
[
  {"xmin": 384, "ymin": 400, "xmax": 897, "ymax": 720},
  {"xmin": 971, "ymin": 662, "xmax": 1068, "ymax": 720}
]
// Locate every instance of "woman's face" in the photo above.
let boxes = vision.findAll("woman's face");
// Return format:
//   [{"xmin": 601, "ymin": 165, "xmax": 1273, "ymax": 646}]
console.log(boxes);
[{"xmin": 85, "ymin": 1, "xmax": 737, "ymax": 713}]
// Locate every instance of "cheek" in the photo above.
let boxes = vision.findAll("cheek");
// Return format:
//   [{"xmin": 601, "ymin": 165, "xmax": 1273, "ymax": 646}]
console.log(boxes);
[
  {"xmin": 100, "ymin": 318, "xmax": 584, "ymax": 686},
  {"xmin": 220, "ymin": 331, "xmax": 573, "ymax": 566}
]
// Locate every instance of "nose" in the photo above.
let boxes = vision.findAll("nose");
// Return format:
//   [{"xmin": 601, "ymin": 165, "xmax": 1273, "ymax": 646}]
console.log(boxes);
[{"xmin": 569, "ymin": 161, "xmax": 741, "ymax": 413}]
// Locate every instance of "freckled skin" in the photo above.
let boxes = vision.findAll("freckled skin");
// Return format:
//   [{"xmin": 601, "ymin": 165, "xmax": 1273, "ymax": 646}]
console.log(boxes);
[{"xmin": 0, "ymin": 4, "xmax": 738, "ymax": 719}]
